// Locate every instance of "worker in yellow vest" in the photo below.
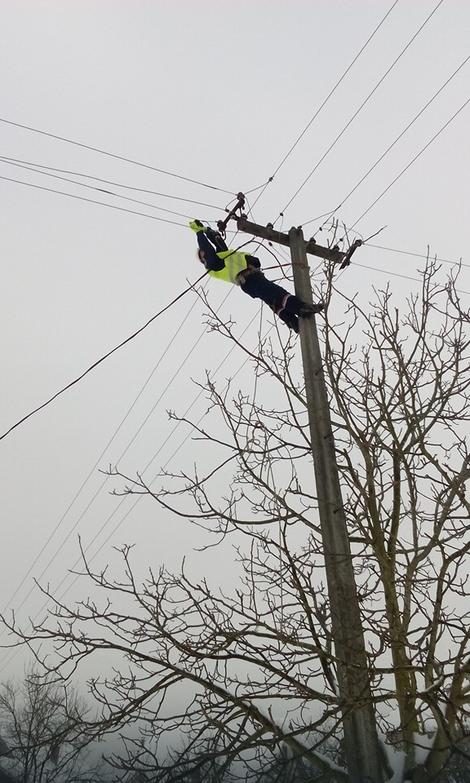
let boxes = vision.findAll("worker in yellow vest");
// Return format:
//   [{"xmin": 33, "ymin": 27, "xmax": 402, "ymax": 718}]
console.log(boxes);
[{"xmin": 190, "ymin": 220, "xmax": 323, "ymax": 333}]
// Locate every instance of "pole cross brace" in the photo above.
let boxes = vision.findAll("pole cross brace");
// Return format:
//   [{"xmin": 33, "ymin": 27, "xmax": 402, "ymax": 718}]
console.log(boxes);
[{"xmin": 237, "ymin": 218, "xmax": 347, "ymax": 264}]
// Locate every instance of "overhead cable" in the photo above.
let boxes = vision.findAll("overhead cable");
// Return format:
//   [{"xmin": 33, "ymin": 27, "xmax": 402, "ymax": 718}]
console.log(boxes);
[
  {"xmin": 0, "ymin": 117, "xmax": 235, "ymax": 195},
  {"xmin": 280, "ymin": 0, "xmax": 445, "ymax": 218},
  {"xmin": 0, "ymin": 294, "xmax": 204, "ymax": 616},
  {"xmin": 0, "ymin": 271, "xmax": 208, "ymax": 443},
  {"xmin": 350, "ymin": 95, "xmax": 470, "ymax": 228},
  {"xmin": 8, "ymin": 292, "xmax": 217, "ymax": 618},
  {"xmin": 54, "ymin": 312, "xmax": 266, "ymax": 606},
  {"xmin": 0, "ymin": 235, "xmax": 257, "ymax": 446},
  {"xmin": 350, "ymin": 261, "xmax": 470, "ymax": 295},
  {"xmin": 301, "ymin": 53, "xmax": 470, "ymax": 228},
  {"xmin": 0, "ymin": 308, "xmax": 263, "ymax": 650},
  {"xmin": 251, "ymin": 0, "xmax": 400, "ymax": 209},
  {"xmin": 367, "ymin": 243, "xmax": 468, "ymax": 270},
  {"xmin": 271, "ymin": 0, "xmax": 400, "ymax": 181},
  {"xmin": 0, "ymin": 158, "xmax": 204, "ymax": 221},
  {"xmin": 3, "ymin": 265, "xmax": 251, "ymax": 614},
  {"xmin": 0, "ymin": 174, "xmax": 187, "ymax": 226},
  {"xmin": 0, "ymin": 155, "xmax": 225, "ymax": 211},
  {"xmin": 243, "ymin": 179, "xmax": 273, "ymax": 195}
]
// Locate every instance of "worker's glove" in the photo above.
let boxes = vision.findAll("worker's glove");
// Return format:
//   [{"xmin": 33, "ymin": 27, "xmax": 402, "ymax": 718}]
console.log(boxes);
[{"xmin": 189, "ymin": 219, "xmax": 206, "ymax": 233}]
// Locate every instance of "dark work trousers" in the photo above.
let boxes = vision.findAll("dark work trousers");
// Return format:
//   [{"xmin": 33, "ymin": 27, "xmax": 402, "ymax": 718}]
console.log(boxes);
[
  {"xmin": 240, "ymin": 271, "xmax": 305, "ymax": 331},
  {"xmin": 240, "ymin": 271, "xmax": 292, "ymax": 311}
]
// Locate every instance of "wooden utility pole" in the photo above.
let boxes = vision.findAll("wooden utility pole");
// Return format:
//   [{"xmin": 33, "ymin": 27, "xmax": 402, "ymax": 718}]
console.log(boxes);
[{"xmin": 237, "ymin": 218, "xmax": 385, "ymax": 783}]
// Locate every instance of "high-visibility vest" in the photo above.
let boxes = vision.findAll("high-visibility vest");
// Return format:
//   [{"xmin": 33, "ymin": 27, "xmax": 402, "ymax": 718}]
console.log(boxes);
[{"xmin": 207, "ymin": 250, "xmax": 248, "ymax": 284}]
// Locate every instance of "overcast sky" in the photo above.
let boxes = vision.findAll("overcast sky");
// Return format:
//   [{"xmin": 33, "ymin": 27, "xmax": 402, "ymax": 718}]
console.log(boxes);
[{"xmin": 1, "ymin": 0, "xmax": 469, "ymax": 678}]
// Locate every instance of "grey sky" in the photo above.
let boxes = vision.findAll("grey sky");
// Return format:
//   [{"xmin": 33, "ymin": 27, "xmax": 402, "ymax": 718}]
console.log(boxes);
[{"xmin": 1, "ymin": 0, "xmax": 469, "ymax": 677}]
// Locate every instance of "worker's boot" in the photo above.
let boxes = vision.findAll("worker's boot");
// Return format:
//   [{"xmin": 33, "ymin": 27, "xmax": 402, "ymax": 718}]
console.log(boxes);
[
  {"xmin": 278, "ymin": 310, "xmax": 299, "ymax": 333},
  {"xmin": 284, "ymin": 296, "xmax": 324, "ymax": 317},
  {"xmin": 298, "ymin": 301, "xmax": 324, "ymax": 316}
]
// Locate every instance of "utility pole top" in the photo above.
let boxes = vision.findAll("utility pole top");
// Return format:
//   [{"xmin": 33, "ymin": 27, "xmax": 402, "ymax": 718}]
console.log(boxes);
[{"xmin": 237, "ymin": 217, "xmax": 345, "ymax": 264}]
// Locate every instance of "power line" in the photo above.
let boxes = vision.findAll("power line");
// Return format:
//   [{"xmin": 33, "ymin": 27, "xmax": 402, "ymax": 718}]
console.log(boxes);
[
  {"xmin": 0, "ymin": 271, "xmax": 208, "ymax": 443},
  {"xmin": 0, "ymin": 308, "xmax": 264, "ymax": 667},
  {"xmin": 0, "ymin": 204, "xmax": 258, "ymax": 618},
  {"xmin": 54, "ymin": 311, "xmax": 266, "ymax": 604},
  {"xmin": 251, "ymin": 0, "xmax": 400, "ymax": 210},
  {"xmin": 279, "ymin": 0, "xmax": 445, "ymax": 218},
  {"xmin": 0, "ymin": 158, "xmax": 207, "ymax": 221},
  {"xmin": 0, "ymin": 174, "xmax": 187, "ymax": 226},
  {"xmin": 0, "ymin": 243, "xmax": 256, "ymax": 612},
  {"xmin": 244, "ymin": 179, "xmax": 272, "ymax": 196},
  {"xmin": 0, "ymin": 293, "xmax": 204, "ymax": 616},
  {"xmin": 367, "ymin": 242, "xmax": 468, "ymax": 270},
  {"xmin": 8, "ymin": 290, "xmax": 220, "ymax": 619},
  {"xmin": 346, "ymin": 260, "xmax": 470, "ymax": 295},
  {"xmin": 0, "ymin": 117, "xmax": 236, "ymax": 195},
  {"xmin": 350, "ymin": 94, "xmax": 470, "ymax": 228},
  {"xmin": 271, "ymin": 0, "xmax": 400, "ymax": 181},
  {"xmin": 300, "ymin": 53, "xmax": 470, "ymax": 228},
  {"xmin": 0, "ymin": 155, "xmax": 226, "ymax": 211}
]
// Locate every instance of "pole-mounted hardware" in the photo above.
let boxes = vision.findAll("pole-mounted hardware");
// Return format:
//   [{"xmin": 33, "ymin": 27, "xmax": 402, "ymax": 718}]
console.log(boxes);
[
  {"xmin": 218, "ymin": 192, "xmax": 246, "ymax": 236},
  {"xmin": 339, "ymin": 238, "xmax": 363, "ymax": 269},
  {"xmin": 236, "ymin": 217, "xmax": 356, "ymax": 265},
  {"xmin": 218, "ymin": 193, "xmax": 363, "ymax": 269}
]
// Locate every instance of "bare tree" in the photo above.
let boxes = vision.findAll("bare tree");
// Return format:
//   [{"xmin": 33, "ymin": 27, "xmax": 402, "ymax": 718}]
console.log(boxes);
[
  {"xmin": 321, "ymin": 262, "xmax": 470, "ymax": 778},
  {"xmin": 0, "ymin": 669, "xmax": 103, "ymax": 783},
  {"xmin": 2, "ymin": 260, "xmax": 470, "ymax": 782}
]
